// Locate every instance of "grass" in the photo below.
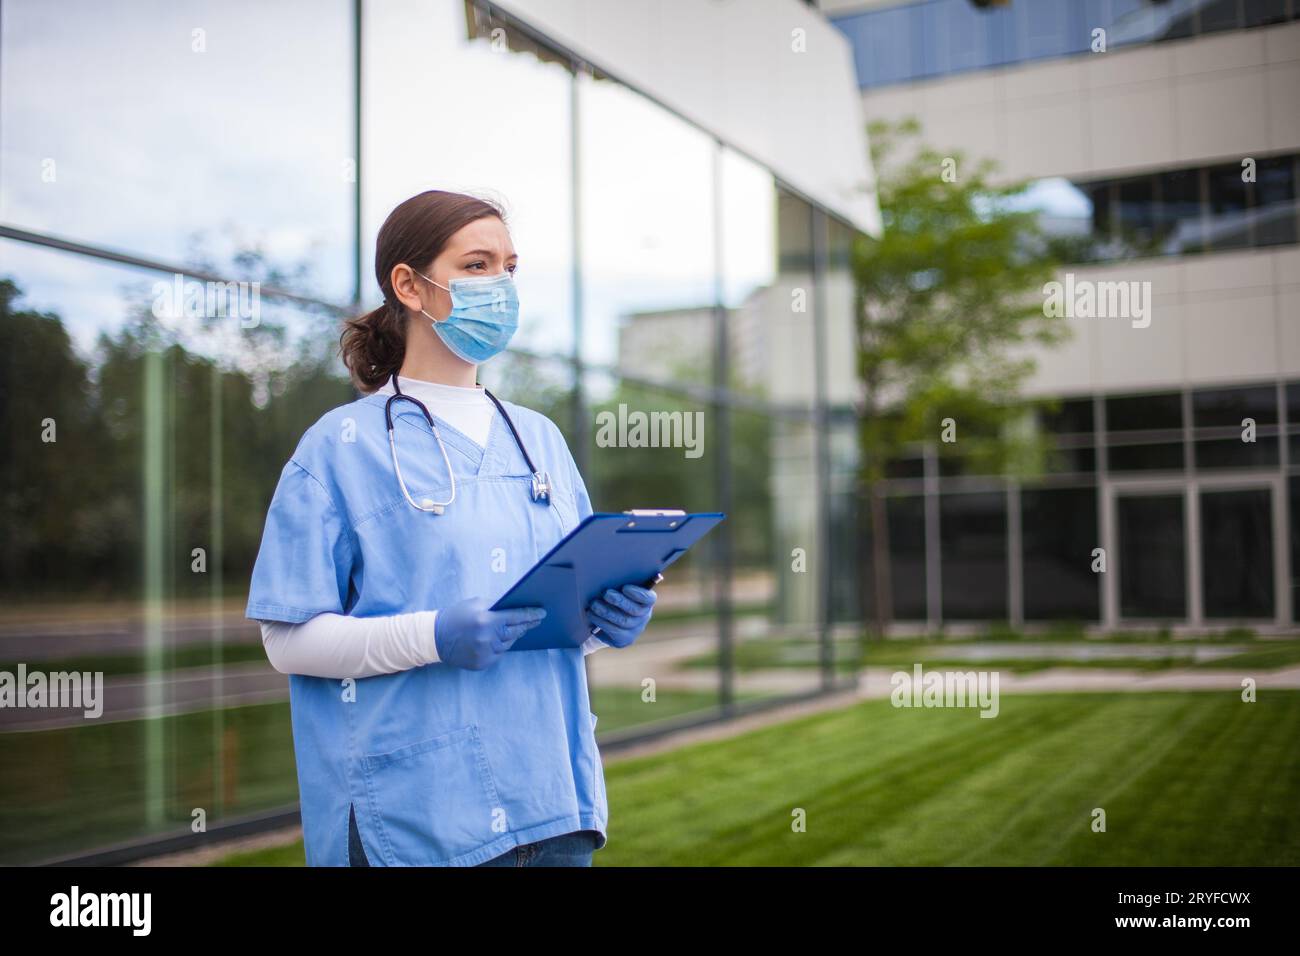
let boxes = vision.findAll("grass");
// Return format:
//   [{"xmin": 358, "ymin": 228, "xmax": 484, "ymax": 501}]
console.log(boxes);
[
  {"xmin": 601, "ymin": 690, "xmax": 1300, "ymax": 866},
  {"xmin": 212, "ymin": 689, "xmax": 1300, "ymax": 867}
]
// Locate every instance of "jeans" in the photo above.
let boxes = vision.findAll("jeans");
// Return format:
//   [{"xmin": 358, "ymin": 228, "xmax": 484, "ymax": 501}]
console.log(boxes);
[
  {"xmin": 474, "ymin": 829, "xmax": 598, "ymax": 867},
  {"xmin": 348, "ymin": 802, "xmax": 597, "ymax": 867}
]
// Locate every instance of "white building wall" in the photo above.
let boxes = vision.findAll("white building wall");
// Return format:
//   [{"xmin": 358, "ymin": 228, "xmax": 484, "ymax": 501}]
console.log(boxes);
[
  {"xmin": 857, "ymin": 19, "xmax": 1300, "ymax": 396},
  {"xmin": 858, "ymin": 20, "xmax": 1300, "ymax": 184}
]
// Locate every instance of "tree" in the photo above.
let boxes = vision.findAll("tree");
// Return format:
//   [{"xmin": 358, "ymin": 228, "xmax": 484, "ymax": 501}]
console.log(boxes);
[{"xmin": 852, "ymin": 116, "xmax": 1068, "ymax": 650}]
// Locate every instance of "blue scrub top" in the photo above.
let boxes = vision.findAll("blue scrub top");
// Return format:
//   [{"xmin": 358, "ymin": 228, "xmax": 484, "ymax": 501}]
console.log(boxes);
[{"xmin": 246, "ymin": 390, "xmax": 608, "ymax": 866}]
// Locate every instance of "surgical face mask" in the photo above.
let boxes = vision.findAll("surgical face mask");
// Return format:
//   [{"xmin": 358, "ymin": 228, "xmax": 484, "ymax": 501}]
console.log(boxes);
[{"xmin": 414, "ymin": 268, "xmax": 519, "ymax": 364}]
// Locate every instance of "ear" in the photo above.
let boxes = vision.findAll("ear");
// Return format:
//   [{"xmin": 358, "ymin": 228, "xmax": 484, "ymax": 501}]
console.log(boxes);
[{"xmin": 390, "ymin": 263, "xmax": 424, "ymax": 313}]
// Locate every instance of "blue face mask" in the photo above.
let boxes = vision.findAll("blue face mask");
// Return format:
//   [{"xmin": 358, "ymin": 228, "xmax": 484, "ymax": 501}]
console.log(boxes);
[{"xmin": 415, "ymin": 268, "xmax": 519, "ymax": 364}]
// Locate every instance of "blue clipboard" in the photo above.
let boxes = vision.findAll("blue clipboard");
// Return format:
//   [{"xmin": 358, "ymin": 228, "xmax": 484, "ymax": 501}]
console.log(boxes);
[{"xmin": 492, "ymin": 509, "xmax": 725, "ymax": 651}]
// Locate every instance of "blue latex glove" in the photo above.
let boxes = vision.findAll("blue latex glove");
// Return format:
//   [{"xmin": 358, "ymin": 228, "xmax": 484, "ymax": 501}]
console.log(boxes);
[
  {"xmin": 434, "ymin": 596, "xmax": 546, "ymax": 670},
  {"xmin": 587, "ymin": 584, "xmax": 656, "ymax": 648}
]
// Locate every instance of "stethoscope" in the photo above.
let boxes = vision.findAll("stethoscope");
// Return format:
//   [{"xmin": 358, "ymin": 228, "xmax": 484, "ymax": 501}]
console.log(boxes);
[{"xmin": 384, "ymin": 371, "xmax": 551, "ymax": 514}]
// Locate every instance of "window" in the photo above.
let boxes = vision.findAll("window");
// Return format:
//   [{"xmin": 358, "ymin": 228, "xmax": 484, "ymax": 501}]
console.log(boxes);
[
  {"xmin": 940, "ymin": 491, "xmax": 1008, "ymax": 620},
  {"xmin": 1022, "ymin": 486, "xmax": 1101, "ymax": 621},
  {"xmin": 1201, "ymin": 489, "xmax": 1275, "ymax": 618},
  {"xmin": 1117, "ymin": 494, "xmax": 1187, "ymax": 618},
  {"xmin": 1192, "ymin": 386, "xmax": 1279, "ymax": 470},
  {"xmin": 1034, "ymin": 155, "xmax": 1299, "ymax": 263}
]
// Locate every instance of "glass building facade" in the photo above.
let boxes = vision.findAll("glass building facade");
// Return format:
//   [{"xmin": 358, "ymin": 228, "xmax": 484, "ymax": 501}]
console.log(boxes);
[
  {"xmin": 832, "ymin": 0, "xmax": 1300, "ymax": 90},
  {"xmin": 867, "ymin": 383, "xmax": 1300, "ymax": 630},
  {"xmin": 0, "ymin": 0, "xmax": 867, "ymax": 863},
  {"xmin": 1025, "ymin": 154, "xmax": 1300, "ymax": 263}
]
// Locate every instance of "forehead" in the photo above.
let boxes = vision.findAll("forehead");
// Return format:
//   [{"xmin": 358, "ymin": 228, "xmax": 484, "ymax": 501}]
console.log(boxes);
[{"xmin": 445, "ymin": 216, "xmax": 515, "ymax": 255}]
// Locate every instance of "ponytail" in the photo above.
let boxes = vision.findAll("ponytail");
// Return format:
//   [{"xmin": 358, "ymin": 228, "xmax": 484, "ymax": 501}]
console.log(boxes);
[{"xmin": 339, "ymin": 299, "xmax": 407, "ymax": 393}]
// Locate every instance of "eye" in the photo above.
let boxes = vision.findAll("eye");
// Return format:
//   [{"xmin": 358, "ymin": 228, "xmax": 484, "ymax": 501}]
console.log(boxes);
[
  {"xmin": 506, "ymin": 262, "xmax": 518, "ymax": 275},
  {"xmin": 466, "ymin": 260, "xmax": 487, "ymax": 271}
]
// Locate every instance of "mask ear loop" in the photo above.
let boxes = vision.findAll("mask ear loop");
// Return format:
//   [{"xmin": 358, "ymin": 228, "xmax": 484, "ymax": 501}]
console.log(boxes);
[{"xmin": 413, "ymin": 269, "xmax": 449, "ymax": 327}]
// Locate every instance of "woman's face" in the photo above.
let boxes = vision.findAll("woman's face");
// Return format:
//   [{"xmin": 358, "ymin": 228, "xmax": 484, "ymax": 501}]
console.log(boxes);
[{"xmin": 414, "ymin": 215, "xmax": 517, "ymax": 322}]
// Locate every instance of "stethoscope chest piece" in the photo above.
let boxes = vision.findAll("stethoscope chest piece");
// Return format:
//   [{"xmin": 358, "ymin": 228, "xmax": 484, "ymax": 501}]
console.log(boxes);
[{"xmin": 531, "ymin": 471, "xmax": 551, "ymax": 503}]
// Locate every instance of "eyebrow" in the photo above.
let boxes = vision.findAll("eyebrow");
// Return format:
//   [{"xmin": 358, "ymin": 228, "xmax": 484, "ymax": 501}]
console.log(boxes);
[{"xmin": 460, "ymin": 249, "xmax": 518, "ymax": 259}]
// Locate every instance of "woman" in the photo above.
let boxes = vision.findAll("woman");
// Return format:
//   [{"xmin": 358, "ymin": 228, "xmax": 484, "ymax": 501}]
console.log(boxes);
[{"xmin": 246, "ymin": 190, "xmax": 657, "ymax": 867}]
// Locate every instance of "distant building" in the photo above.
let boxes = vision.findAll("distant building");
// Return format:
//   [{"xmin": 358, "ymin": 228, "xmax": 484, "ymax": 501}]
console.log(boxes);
[{"xmin": 828, "ymin": 0, "xmax": 1300, "ymax": 631}]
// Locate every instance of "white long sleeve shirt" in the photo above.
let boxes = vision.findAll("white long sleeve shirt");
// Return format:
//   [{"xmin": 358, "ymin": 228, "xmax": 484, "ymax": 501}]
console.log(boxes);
[{"xmin": 257, "ymin": 373, "xmax": 608, "ymax": 678}]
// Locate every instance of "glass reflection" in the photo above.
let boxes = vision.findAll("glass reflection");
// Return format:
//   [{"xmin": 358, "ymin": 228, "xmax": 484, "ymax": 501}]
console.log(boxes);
[
  {"xmin": 577, "ymin": 73, "xmax": 715, "ymax": 384},
  {"xmin": 0, "ymin": 238, "xmax": 349, "ymax": 863},
  {"xmin": 578, "ymin": 368, "xmax": 725, "ymax": 732},
  {"xmin": 0, "ymin": 0, "xmax": 354, "ymax": 303},
  {"xmin": 363, "ymin": 0, "xmax": 575, "ymax": 356},
  {"xmin": 727, "ymin": 410, "xmax": 822, "ymax": 699}
]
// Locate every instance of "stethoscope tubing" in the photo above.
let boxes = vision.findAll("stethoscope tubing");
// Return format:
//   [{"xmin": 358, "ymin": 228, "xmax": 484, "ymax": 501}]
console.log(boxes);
[{"xmin": 384, "ymin": 371, "xmax": 549, "ymax": 513}]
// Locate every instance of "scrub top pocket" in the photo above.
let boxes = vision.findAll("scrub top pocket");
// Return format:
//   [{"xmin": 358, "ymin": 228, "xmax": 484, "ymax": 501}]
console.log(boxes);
[{"xmin": 362, "ymin": 724, "xmax": 502, "ymax": 866}]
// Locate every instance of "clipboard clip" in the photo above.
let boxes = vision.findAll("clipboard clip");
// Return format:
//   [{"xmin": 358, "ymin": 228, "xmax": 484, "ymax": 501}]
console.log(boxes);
[{"xmin": 621, "ymin": 509, "xmax": 687, "ymax": 531}]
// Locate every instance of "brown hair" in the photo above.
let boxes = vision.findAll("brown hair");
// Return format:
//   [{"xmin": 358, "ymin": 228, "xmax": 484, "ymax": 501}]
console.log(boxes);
[{"xmin": 339, "ymin": 190, "xmax": 506, "ymax": 392}]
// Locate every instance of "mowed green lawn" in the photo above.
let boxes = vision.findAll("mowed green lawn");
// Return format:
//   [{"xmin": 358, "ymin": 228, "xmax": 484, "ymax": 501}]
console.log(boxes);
[{"xmin": 217, "ymin": 690, "xmax": 1300, "ymax": 866}]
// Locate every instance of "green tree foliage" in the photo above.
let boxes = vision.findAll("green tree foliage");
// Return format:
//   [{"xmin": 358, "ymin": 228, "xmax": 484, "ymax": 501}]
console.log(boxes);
[{"xmin": 852, "ymin": 117, "xmax": 1068, "ymax": 643}]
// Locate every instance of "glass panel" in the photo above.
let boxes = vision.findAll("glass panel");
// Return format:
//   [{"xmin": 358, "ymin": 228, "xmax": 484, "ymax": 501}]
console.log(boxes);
[
  {"xmin": 1106, "ymin": 392, "xmax": 1183, "ymax": 431},
  {"xmin": 863, "ymin": 5, "xmax": 917, "ymax": 87},
  {"xmin": 364, "ymin": 1, "xmax": 575, "ymax": 356},
  {"xmin": 578, "ymin": 369, "xmax": 722, "ymax": 731},
  {"xmin": 1245, "ymin": 0, "xmax": 1291, "ymax": 27},
  {"xmin": 1031, "ymin": 177, "xmax": 1106, "ymax": 263},
  {"xmin": 1116, "ymin": 174, "xmax": 1160, "ymax": 257},
  {"xmin": 0, "ymin": 0, "xmax": 355, "ymax": 303},
  {"xmin": 0, "ymin": 239, "xmax": 350, "ymax": 864},
  {"xmin": 1159, "ymin": 0, "xmax": 1200, "ymax": 40},
  {"xmin": 1022, "ymin": 486, "xmax": 1101, "ymax": 621},
  {"xmin": 719, "ymin": 149, "xmax": 820, "ymax": 406},
  {"xmin": 1254, "ymin": 156, "xmax": 1298, "ymax": 247},
  {"xmin": 824, "ymin": 216, "xmax": 861, "ymax": 407},
  {"xmin": 1290, "ymin": 477, "xmax": 1300, "ymax": 619},
  {"xmin": 1106, "ymin": 392, "xmax": 1184, "ymax": 473},
  {"xmin": 1200, "ymin": 0, "xmax": 1243, "ymax": 33},
  {"xmin": 828, "ymin": 414, "xmax": 865, "ymax": 635},
  {"xmin": 1201, "ymin": 489, "xmax": 1275, "ymax": 618},
  {"xmin": 768, "ymin": 190, "xmax": 819, "ymax": 408},
  {"xmin": 1194, "ymin": 437, "xmax": 1279, "ymax": 469},
  {"xmin": 1290, "ymin": 382, "xmax": 1300, "ymax": 464},
  {"xmin": 1193, "ymin": 384, "xmax": 1279, "ymax": 427},
  {"xmin": 1015, "ymin": 0, "xmax": 1077, "ymax": 61},
  {"xmin": 1108, "ymin": 441, "xmax": 1185, "ymax": 472},
  {"xmin": 1040, "ymin": 398, "xmax": 1096, "ymax": 474},
  {"xmin": 940, "ymin": 491, "xmax": 1008, "ymax": 621},
  {"xmin": 1117, "ymin": 494, "xmax": 1186, "ymax": 619},
  {"xmin": 727, "ymin": 410, "xmax": 824, "ymax": 699},
  {"xmin": 1157, "ymin": 167, "xmax": 1205, "ymax": 256},
  {"xmin": 861, "ymin": 494, "xmax": 928, "ymax": 622},
  {"xmin": 1206, "ymin": 162, "xmax": 1252, "ymax": 252},
  {"xmin": 577, "ymin": 73, "xmax": 714, "ymax": 385},
  {"xmin": 1192, "ymin": 385, "xmax": 1279, "ymax": 469},
  {"xmin": 929, "ymin": 0, "xmax": 1002, "ymax": 74}
]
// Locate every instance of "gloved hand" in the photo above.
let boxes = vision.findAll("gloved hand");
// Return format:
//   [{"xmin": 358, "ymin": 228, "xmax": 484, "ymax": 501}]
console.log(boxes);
[
  {"xmin": 434, "ymin": 596, "xmax": 546, "ymax": 670},
  {"xmin": 587, "ymin": 584, "xmax": 656, "ymax": 648}
]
